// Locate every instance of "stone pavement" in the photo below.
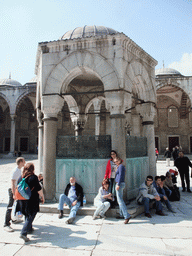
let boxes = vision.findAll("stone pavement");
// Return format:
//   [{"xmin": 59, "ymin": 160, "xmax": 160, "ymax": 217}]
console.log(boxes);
[{"xmin": 1, "ymin": 156, "xmax": 192, "ymax": 255}]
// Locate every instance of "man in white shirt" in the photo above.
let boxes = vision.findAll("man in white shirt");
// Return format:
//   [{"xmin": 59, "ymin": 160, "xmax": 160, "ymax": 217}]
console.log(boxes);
[{"xmin": 4, "ymin": 157, "xmax": 25, "ymax": 232}]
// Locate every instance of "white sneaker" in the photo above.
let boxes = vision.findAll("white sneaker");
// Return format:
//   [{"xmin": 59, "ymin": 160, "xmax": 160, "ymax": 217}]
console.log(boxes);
[
  {"xmin": 92, "ymin": 215, "xmax": 96, "ymax": 220},
  {"xmin": 99, "ymin": 212, "xmax": 105, "ymax": 218},
  {"xmin": 4, "ymin": 226, "xmax": 14, "ymax": 232}
]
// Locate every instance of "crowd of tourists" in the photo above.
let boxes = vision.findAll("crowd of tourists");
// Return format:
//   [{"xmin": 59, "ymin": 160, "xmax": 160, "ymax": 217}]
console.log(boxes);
[{"xmin": 3, "ymin": 148, "xmax": 192, "ymax": 242}]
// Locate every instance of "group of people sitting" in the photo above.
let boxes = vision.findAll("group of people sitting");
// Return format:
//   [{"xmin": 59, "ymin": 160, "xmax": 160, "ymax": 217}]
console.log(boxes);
[
  {"xmin": 58, "ymin": 151, "xmax": 131, "ymax": 225},
  {"xmin": 57, "ymin": 150, "xmax": 181, "ymax": 224}
]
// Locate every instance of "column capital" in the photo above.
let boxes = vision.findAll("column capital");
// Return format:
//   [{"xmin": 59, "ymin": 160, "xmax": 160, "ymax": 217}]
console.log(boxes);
[
  {"xmin": 136, "ymin": 103, "xmax": 156, "ymax": 123},
  {"xmin": 10, "ymin": 114, "xmax": 17, "ymax": 120},
  {"xmin": 42, "ymin": 95, "xmax": 64, "ymax": 119}
]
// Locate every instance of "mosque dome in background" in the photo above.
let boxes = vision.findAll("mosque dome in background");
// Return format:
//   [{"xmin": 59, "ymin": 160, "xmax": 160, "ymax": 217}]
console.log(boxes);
[
  {"xmin": 60, "ymin": 25, "xmax": 118, "ymax": 40},
  {"xmin": 0, "ymin": 78, "xmax": 22, "ymax": 87},
  {"xmin": 155, "ymin": 67, "xmax": 182, "ymax": 76}
]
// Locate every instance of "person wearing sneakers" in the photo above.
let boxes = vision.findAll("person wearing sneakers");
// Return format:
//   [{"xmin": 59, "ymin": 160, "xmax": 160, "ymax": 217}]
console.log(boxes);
[
  {"xmin": 153, "ymin": 176, "xmax": 176, "ymax": 213},
  {"xmin": 114, "ymin": 157, "xmax": 131, "ymax": 224},
  {"xmin": 175, "ymin": 151, "xmax": 192, "ymax": 192},
  {"xmin": 4, "ymin": 157, "xmax": 25, "ymax": 232},
  {"xmin": 136, "ymin": 175, "xmax": 165, "ymax": 218},
  {"xmin": 58, "ymin": 177, "xmax": 83, "ymax": 224},
  {"xmin": 93, "ymin": 179, "xmax": 112, "ymax": 220}
]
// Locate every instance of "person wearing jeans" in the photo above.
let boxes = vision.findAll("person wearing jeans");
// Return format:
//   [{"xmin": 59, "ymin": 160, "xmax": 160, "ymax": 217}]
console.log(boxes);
[
  {"xmin": 58, "ymin": 177, "xmax": 83, "ymax": 224},
  {"xmin": 93, "ymin": 179, "xmax": 112, "ymax": 219},
  {"xmin": 114, "ymin": 157, "xmax": 131, "ymax": 224},
  {"xmin": 136, "ymin": 175, "xmax": 165, "ymax": 218},
  {"xmin": 18, "ymin": 163, "xmax": 44, "ymax": 242},
  {"xmin": 4, "ymin": 157, "xmax": 25, "ymax": 232}
]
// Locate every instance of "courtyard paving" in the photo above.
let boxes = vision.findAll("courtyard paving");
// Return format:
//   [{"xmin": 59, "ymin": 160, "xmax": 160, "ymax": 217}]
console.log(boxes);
[{"xmin": 0, "ymin": 155, "xmax": 192, "ymax": 255}]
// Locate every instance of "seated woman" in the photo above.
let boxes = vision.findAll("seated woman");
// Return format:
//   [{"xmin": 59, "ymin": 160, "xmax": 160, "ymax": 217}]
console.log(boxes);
[{"xmin": 93, "ymin": 179, "xmax": 113, "ymax": 219}]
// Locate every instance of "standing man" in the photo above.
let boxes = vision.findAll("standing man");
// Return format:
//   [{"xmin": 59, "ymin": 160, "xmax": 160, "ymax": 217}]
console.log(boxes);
[
  {"xmin": 175, "ymin": 151, "xmax": 192, "ymax": 192},
  {"xmin": 164, "ymin": 147, "xmax": 171, "ymax": 167},
  {"xmin": 58, "ymin": 177, "xmax": 83, "ymax": 224},
  {"xmin": 4, "ymin": 157, "xmax": 25, "ymax": 232}
]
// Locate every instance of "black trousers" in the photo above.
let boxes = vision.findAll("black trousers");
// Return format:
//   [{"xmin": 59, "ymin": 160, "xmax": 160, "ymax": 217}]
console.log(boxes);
[
  {"xmin": 4, "ymin": 188, "xmax": 14, "ymax": 226},
  {"xmin": 179, "ymin": 171, "xmax": 190, "ymax": 190}
]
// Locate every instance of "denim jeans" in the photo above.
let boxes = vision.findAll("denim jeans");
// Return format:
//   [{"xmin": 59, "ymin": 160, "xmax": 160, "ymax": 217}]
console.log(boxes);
[
  {"xmin": 94, "ymin": 200, "xmax": 110, "ymax": 217},
  {"xmin": 21, "ymin": 211, "xmax": 37, "ymax": 236},
  {"xmin": 116, "ymin": 183, "xmax": 131, "ymax": 220},
  {"xmin": 4, "ymin": 188, "xmax": 14, "ymax": 227},
  {"xmin": 58, "ymin": 194, "xmax": 81, "ymax": 219},
  {"xmin": 141, "ymin": 197, "xmax": 163, "ymax": 213},
  {"xmin": 161, "ymin": 197, "xmax": 172, "ymax": 210}
]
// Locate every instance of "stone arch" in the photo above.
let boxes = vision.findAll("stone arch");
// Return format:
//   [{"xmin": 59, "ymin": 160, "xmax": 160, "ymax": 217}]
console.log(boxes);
[
  {"xmin": 125, "ymin": 59, "xmax": 156, "ymax": 103},
  {"xmin": 44, "ymin": 50, "xmax": 119, "ymax": 95},
  {"xmin": 0, "ymin": 92, "xmax": 11, "ymax": 113},
  {"xmin": 85, "ymin": 96, "xmax": 106, "ymax": 115},
  {"xmin": 157, "ymin": 84, "xmax": 191, "ymax": 109},
  {"xmin": 64, "ymin": 95, "xmax": 79, "ymax": 119},
  {"xmin": 157, "ymin": 81, "xmax": 192, "ymax": 104}
]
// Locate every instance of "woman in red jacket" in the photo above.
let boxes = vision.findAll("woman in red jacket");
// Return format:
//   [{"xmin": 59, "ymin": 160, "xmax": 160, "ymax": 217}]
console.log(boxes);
[{"xmin": 104, "ymin": 150, "xmax": 118, "ymax": 194}]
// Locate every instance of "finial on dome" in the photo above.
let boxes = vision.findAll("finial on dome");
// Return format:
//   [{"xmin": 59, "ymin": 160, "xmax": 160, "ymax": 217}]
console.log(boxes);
[
  {"xmin": 163, "ymin": 61, "xmax": 165, "ymax": 68},
  {"xmin": 9, "ymin": 72, "xmax": 11, "ymax": 79}
]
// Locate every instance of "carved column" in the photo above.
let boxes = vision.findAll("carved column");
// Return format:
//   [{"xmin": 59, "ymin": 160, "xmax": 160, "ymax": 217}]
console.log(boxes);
[
  {"xmin": 137, "ymin": 103, "xmax": 156, "ymax": 177},
  {"xmin": 93, "ymin": 99, "xmax": 102, "ymax": 136},
  {"xmin": 37, "ymin": 109, "xmax": 44, "ymax": 173},
  {"xmin": 42, "ymin": 95, "xmax": 64, "ymax": 201},
  {"xmin": 9, "ymin": 114, "xmax": 16, "ymax": 156},
  {"xmin": 107, "ymin": 92, "xmax": 129, "ymax": 162},
  {"xmin": 72, "ymin": 115, "xmax": 86, "ymax": 136}
]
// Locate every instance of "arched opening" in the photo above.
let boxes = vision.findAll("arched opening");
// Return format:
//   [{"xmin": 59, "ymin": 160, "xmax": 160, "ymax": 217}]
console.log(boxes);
[{"xmin": 15, "ymin": 92, "xmax": 37, "ymax": 153}]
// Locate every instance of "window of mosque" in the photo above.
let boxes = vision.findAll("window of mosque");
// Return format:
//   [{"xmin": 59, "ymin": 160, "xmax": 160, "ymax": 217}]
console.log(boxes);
[
  {"xmin": 189, "ymin": 112, "xmax": 192, "ymax": 127},
  {"xmin": 168, "ymin": 106, "xmax": 178, "ymax": 127}
]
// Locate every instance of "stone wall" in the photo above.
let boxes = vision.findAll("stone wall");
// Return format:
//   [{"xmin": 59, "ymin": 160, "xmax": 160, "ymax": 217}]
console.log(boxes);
[{"xmin": 56, "ymin": 156, "xmax": 149, "ymax": 202}]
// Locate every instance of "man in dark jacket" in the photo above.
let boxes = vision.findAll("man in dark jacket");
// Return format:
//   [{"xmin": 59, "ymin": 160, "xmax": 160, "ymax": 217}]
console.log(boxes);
[
  {"xmin": 58, "ymin": 177, "xmax": 83, "ymax": 224},
  {"xmin": 153, "ymin": 176, "xmax": 175, "ymax": 213},
  {"xmin": 175, "ymin": 152, "xmax": 192, "ymax": 192}
]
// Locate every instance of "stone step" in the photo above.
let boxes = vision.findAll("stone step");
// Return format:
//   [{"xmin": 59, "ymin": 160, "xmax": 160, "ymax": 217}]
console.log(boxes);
[{"xmin": 40, "ymin": 201, "xmax": 146, "ymax": 218}]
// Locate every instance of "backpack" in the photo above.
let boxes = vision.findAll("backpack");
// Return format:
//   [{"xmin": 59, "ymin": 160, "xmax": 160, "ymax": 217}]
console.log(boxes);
[{"xmin": 15, "ymin": 177, "xmax": 32, "ymax": 200}]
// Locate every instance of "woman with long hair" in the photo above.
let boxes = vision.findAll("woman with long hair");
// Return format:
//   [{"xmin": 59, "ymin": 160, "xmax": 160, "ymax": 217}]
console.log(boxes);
[
  {"xmin": 114, "ymin": 157, "xmax": 131, "ymax": 224},
  {"xmin": 104, "ymin": 150, "xmax": 118, "ymax": 194},
  {"xmin": 18, "ymin": 163, "xmax": 44, "ymax": 242},
  {"xmin": 93, "ymin": 179, "xmax": 112, "ymax": 219}
]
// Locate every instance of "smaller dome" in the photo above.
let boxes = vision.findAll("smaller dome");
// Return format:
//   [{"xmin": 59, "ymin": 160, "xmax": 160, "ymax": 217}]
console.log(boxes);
[
  {"xmin": 60, "ymin": 25, "xmax": 118, "ymax": 40},
  {"xmin": 155, "ymin": 67, "xmax": 182, "ymax": 76},
  {"xmin": 0, "ymin": 78, "xmax": 22, "ymax": 87}
]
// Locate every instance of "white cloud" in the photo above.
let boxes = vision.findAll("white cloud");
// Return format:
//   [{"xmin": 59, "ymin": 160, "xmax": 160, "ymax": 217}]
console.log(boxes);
[{"xmin": 168, "ymin": 53, "xmax": 192, "ymax": 76}]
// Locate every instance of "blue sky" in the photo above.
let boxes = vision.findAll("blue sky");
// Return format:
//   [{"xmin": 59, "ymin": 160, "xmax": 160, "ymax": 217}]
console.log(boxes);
[{"xmin": 0, "ymin": 0, "xmax": 192, "ymax": 84}]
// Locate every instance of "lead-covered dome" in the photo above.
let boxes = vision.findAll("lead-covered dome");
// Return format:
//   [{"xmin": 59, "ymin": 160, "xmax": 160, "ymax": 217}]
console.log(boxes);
[
  {"xmin": 60, "ymin": 25, "xmax": 118, "ymax": 40},
  {"xmin": 155, "ymin": 67, "xmax": 182, "ymax": 76},
  {"xmin": 0, "ymin": 78, "xmax": 22, "ymax": 87}
]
